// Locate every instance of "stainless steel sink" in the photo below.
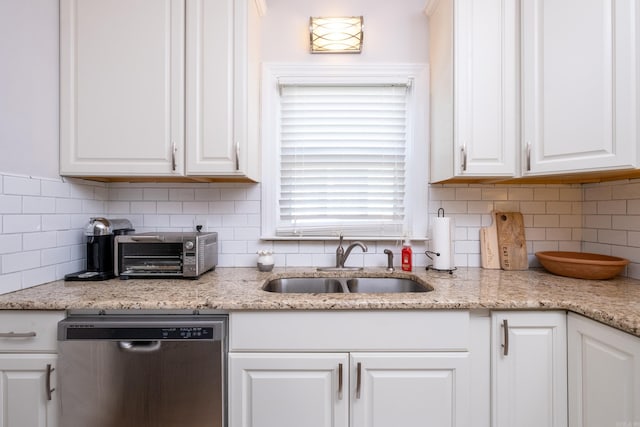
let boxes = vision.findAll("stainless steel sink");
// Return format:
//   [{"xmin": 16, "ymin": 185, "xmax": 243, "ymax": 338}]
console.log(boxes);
[
  {"xmin": 346, "ymin": 277, "xmax": 431, "ymax": 293},
  {"xmin": 263, "ymin": 276, "xmax": 432, "ymax": 294},
  {"xmin": 263, "ymin": 278, "xmax": 345, "ymax": 293}
]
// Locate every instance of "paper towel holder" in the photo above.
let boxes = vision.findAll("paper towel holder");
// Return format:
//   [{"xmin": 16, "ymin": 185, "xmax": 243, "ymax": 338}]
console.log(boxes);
[{"xmin": 425, "ymin": 208, "xmax": 456, "ymax": 274}]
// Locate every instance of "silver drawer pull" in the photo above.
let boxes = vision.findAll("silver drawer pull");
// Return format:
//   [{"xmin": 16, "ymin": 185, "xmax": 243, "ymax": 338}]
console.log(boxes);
[
  {"xmin": 0, "ymin": 331, "xmax": 37, "ymax": 338},
  {"xmin": 338, "ymin": 363, "xmax": 343, "ymax": 400},
  {"xmin": 501, "ymin": 319, "xmax": 509, "ymax": 356},
  {"xmin": 356, "ymin": 362, "xmax": 362, "ymax": 399},
  {"xmin": 46, "ymin": 364, "xmax": 55, "ymax": 401}
]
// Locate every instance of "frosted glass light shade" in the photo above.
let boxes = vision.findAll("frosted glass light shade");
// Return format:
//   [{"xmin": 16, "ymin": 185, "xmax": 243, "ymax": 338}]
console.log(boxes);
[{"xmin": 309, "ymin": 16, "xmax": 364, "ymax": 53}]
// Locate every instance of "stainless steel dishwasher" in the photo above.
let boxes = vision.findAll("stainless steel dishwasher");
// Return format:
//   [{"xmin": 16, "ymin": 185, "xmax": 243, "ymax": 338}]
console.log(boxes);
[{"xmin": 57, "ymin": 315, "xmax": 227, "ymax": 427}]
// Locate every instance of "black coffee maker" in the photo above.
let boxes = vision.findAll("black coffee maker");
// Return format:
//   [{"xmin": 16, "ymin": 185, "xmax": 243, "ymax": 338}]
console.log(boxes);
[{"xmin": 65, "ymin": 218, "xmax": 134, "ymax": 281}]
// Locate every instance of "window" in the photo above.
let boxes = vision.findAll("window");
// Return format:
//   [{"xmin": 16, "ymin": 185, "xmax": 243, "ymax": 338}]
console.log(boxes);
[{"xmin": 261, "ymin": 65, "xmax": 428, "ymax": 240}]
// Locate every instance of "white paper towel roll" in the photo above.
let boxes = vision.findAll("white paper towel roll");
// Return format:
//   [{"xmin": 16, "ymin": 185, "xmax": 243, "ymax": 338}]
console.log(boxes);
[{"xmin": 431, "ymin": 216, "xmax": 454, "ymax": 270}]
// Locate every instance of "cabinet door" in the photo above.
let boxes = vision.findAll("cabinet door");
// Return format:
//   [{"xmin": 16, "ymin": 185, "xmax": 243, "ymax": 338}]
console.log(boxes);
[
  {"xmin": 0, "ymin": 354, "xmax": 57, "ymax": 427},
  {"xmin": 351, "ymin": 352, "xmax": 470, "ymax": 427},
  {"xmin": 428, "ymin": 0, "xmax": 518, "ymax": 182},
  {"xmin": 568, "ymin": 313, "xmax": 640, "ymax": 427},
  {"xmin": 492, "ymin": 311, "xmax": 567, "ymax": 427},
  {"xmin": 522, "ymin": 0, "xmax": 638, "ymax": 175},
  {"xmin": 229, "ymin": 353, "xmax": 349, "ymax": 427},
  {"xmin": 60, "ymin": 0, "xmax": 185, "ymax": 176},
  {"xmin": 186, "ymin": 0, "xmax": 260, "ymax": 180}
]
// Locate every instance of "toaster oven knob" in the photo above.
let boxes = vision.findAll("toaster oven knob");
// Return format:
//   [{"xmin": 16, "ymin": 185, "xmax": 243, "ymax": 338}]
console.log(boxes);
[{"xmin": 185, "ymin": 240, "xmax": 195, "ymax": 250}]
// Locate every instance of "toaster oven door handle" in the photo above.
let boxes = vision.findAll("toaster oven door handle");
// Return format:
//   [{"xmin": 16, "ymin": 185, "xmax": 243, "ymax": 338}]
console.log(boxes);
[{"xmin": 130, "ymin": 235, "xmax": 166, "ymax": 242}]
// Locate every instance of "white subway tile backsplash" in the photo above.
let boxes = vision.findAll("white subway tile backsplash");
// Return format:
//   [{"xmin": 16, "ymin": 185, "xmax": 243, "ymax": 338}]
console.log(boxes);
[
  {"xmin": 156, "ymin": 201, "xmax": 182, "ymax": 214},
  {"xmin": 4, "ymin": 175, "xmax": 41, "ymax": 196},
  {"xmin": 2, "ymin": 250, "xmax": 40, "ymax": 273},
  {"xmin": 41, "ymin": 246, "xmax": 70, "ymax": 266},
  {"xmin": 597, "ymin": 200, "xmax": 627, "ymax": 215},
  {"xmin": 42, "ymin": 214, "xmax": 71, "ymax": 231},
  {"xmin": 597, "ymin": 229, "xmax": 627, "ymax": 246},
  {"xmin": 22, "ymin": 266, "xmax": 57, "ymax": 288},
  {"xmin": 23, "ymin": 231, "xmax": 57, "ymax": 251},
  {"xmin": 0, "ymin": 272, "xmax": 22, "ymax": 294},
  {"xmin": 0, "ymin": 234, "xmax": 22, "ymax": 254},
  {"xmin": 612, "ymin": 182, "xmax": 640, "ymax": 199},
  {"xmin": 533, "ymin": 215, "xmax": 560, "ymax": 228},
  {"xmin": 169, "ymin": 188, "xmax": 195, "ymax": 201},
  {"xmin": 611, "ymin": 216, "xmax": 640, "ymax": 231},
  {"xmin": 481, "ymin": 188, "xmax": 508, "ymax": 201},
  {"xmin": 534, "ymin": 188, "xmax": 560, "ymax": 201},
  {"xmin": 41, "ymin": 179, "xmax": 70, "ymax": 198},
  {"xmin": 130, "ymin": 201, "xmax": 157, "ymax": 214},
  {"xmin": 5, "ymin": 172, "xmax": 640, "ymax": 295},
  {"xmin": 584, "ymin": 185, "xmax": 612, "ymax": 201},
  {"xmin": 0, "ymin": 195, "xmax": 22, "ymax": 213},
  {"xmin": 23, "ymin": 196, "xmax": 55, "ymax": 214},
  {"xmin": 210, "ymin": 201, "xmax": 235, "ymax": 214},
  {"xmin": 508, "ymin": 187, "xmax": 534, "ymax": 200},
  {"xmin": 182, "ymin": 202, "xmax": 209, "ymax": 214},
  {"xmin": 195, "ymin": 189, "xmax": 221, "ymax": 201},
  {"xmin": 3, "ymin": 215, "xmax": 41, "ymax": 233},
  {"xmin": 143, "ymin": 188, "xmax": 169, "ymax": 200}
]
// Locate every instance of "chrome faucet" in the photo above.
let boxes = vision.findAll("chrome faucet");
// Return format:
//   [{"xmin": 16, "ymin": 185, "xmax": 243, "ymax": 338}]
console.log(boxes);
[{"xmin": 335, "ymin": 233, "xmax": 368, "ymax": 268}]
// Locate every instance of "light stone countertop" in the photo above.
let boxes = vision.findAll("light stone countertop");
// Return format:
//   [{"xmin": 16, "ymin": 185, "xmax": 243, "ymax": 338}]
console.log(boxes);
[{"xmin": 0, "ymin": 267, "xmax": 639, "ymax": 337}]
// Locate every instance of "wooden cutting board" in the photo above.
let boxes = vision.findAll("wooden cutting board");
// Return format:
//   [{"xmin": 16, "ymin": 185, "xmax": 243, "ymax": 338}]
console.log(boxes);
[
  {"xmin": 480, "ymin": 212, "xmax": 500, "ymax": 269},
  {"xmin": 495, "ymin": 212, "xmax": 528, "ymax": 270}
]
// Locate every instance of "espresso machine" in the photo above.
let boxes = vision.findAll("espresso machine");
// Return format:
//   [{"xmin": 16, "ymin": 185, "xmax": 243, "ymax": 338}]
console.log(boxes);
[{"xmin": 65, "ymin": 218, "xmax": 134, "ymax": 281}]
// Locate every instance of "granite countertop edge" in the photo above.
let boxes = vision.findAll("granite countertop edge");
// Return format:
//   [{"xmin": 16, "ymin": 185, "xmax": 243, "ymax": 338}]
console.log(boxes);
[{"xmin": 0, "ymin": 267, "xmax": 638, "ymax": 338}]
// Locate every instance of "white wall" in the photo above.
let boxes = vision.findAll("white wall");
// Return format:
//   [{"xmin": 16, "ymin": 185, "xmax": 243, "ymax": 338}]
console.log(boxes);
[
  {"xmin": 261, "ymin": 0, "xmax": 429, "ymax": 63},
  {"xmin": 0, "ymin": 0, "xmax": 59, "ymax": 179}
]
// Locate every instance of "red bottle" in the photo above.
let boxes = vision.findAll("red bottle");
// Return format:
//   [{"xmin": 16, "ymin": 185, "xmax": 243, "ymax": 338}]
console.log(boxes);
[{"xmin": 401, "ymin": 239, "xmax": 412, "ymax": 271}]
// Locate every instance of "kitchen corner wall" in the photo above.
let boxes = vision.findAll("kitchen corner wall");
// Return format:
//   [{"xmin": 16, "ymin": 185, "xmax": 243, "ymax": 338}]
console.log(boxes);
[{"xmin": 2, "ymin": 174, "xmax": 640, "ymax": 295}]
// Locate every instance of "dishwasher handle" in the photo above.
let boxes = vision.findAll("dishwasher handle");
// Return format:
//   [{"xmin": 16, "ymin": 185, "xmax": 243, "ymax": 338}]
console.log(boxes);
[{"xmin": 118, "ymin": 341, "xmax": 162, "ymax": 353}]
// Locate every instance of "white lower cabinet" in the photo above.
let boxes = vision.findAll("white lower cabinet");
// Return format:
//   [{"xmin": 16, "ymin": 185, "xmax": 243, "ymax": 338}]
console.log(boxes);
[
  {"xmin": 0, "ymin": 311, "xmax": 65, "ymax": 427},
  {"xmin": 351, "ymin": 352, "xmax": 470, "ymax": 427},
  {"xmin": 0, "ymin": 354, "xmax": 58, "ymax": 427},
  {"xmin": 491, "ymin": 311, "xmax": 567, "ymax": 427},
  {"xmin": 229, "ymin": 353, "xmax": 349, "ymax": 427},
  {"xmin": 229, "ymin": 311, "xmax": 476, "ymax": 427},
  {"xmin": 568, "ymin": 313, "xmax": 640, "ymax": 427}
]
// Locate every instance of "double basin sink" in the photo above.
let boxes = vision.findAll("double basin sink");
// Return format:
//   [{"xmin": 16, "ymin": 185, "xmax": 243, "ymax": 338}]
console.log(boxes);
[{"xmin": 263, "ymin": 276, "xmax": 433, "ymax": 294}]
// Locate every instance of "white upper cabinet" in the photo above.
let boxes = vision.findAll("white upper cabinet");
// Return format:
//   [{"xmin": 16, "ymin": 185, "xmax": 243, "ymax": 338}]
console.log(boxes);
[
  {"xmin": 60, "ymin": 0, "xmax": 184, "ymax": 177},
  {"xmin": 60, "ymin": 0, "xmax": 260, "ymax": 181},
  {"xmin": 522, "ymin": 0, "xmax": 639, "ymax": 175},
  {"xmin": 429, "ymin": 0, "xmax": 639, "ymax": 182},
  {"xmin": 428, "ymin": 0, "xmax": 519, "ymax": 182},
  {"xmin": 185, "ymin": 0, "xmax": 260, "ymax": 180}
]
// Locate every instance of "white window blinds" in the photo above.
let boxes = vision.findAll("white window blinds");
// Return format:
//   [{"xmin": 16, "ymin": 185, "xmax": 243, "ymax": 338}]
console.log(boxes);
[{"xmin": 276, "ymin": 83, "xmax": 410, "ymax": 237}]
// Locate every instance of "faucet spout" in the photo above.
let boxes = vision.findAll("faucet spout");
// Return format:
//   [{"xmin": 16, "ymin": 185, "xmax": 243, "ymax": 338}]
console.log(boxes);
[{"xmin": 340, "ymin": 241, "xmax": 368, "ymax": 268}]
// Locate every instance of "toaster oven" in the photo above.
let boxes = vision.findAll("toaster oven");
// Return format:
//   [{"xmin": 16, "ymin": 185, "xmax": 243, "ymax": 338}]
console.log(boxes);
[{"xmin": 114, "ymin": 232, "xmax": 217, "ymax": 279}]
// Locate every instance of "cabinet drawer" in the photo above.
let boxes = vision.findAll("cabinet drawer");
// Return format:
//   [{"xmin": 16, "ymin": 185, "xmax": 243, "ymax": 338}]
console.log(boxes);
[
  {"xmin": 0, "ymin": 311, "xmax": 65, "ymax": 352},
  {"xmin": 230, "ymin": 310, "xmax": 470, "ymax": 352}
]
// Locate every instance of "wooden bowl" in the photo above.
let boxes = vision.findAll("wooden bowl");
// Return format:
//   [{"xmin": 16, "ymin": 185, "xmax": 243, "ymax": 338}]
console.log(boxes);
[{"xmin": 535, "ymin": 251, "xmax": 629, "ymax": 280}]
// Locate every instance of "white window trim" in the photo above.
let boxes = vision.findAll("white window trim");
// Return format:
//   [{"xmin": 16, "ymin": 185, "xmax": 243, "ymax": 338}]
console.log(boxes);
[{"xmin": 260, "ymin": 63, "xmax": 429, "ymax": 240}]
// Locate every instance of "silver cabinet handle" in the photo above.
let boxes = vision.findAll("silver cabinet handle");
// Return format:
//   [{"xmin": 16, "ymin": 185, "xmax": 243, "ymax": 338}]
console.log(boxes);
[
  {"xmin": 118, "ymin": 341, "xmax": 162, "ymax": 353},
  {"xmin": 130, "ymin": 235, "xmax": 165, "ymax": 242},
  {"xmin": 235, "ymin": 141, "xmax": 240, "ymax": 171},
  {"xmin": 46, "ymin": 364, "xmax": 55, "ymax": 401},
  {"xmin": 172, "ymin": 142, "xmax": 177, "ymax": 171},
  {"xmin": 501, "ymin": 319, "xmax": 510, "ymax": 356},
  {"xmin": 461, "ymin": 144, "xmax": 467, "ymax": 172},
  {"xmin": 338, "ymin": 363, "xmax": 343, "ymax": 400},
  {"xmin": 0, "ymin": 331, "xmax": 37, "ymax": 338},
  {"xmin": 526, "ymin": 143, "xmax": 531, "ymax": 172},
  {"xmin": 356, "ymin": 362, "xmax": 362, "ymax": 399}
]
